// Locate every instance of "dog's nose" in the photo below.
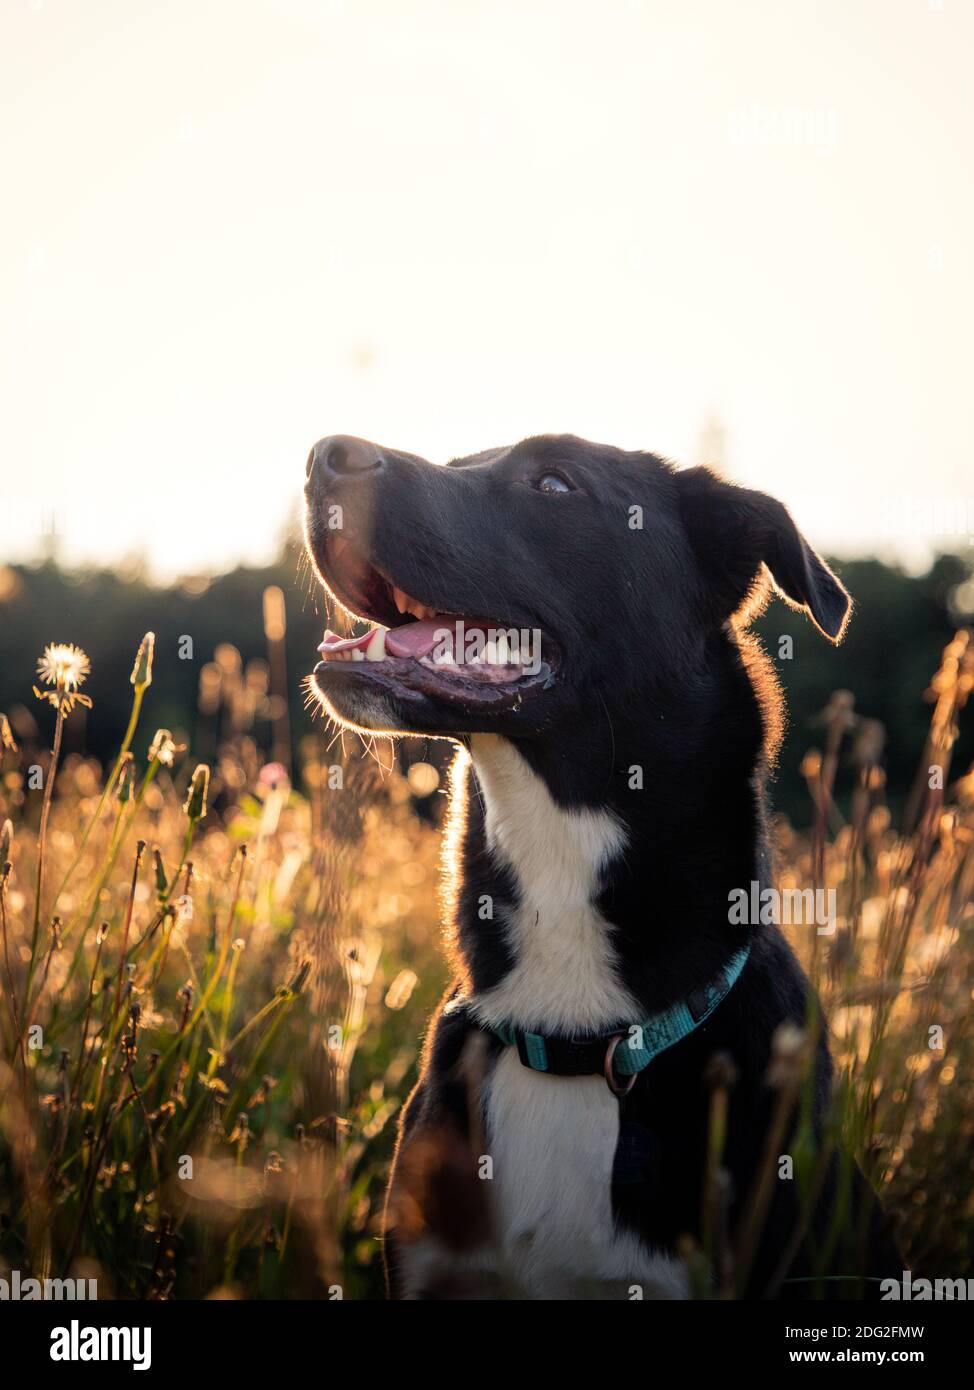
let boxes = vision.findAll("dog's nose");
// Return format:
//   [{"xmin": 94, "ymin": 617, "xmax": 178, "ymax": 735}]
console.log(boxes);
[{"xmin": 306, "ymin": 435, "xmax": 384, "ymax": 482}]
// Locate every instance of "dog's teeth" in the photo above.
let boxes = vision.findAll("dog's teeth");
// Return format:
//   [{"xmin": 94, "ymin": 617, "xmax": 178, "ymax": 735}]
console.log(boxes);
[
  {"xmin": 392, "ymin": 587, "xmax": 437, "ymax": 620},
  {"xmin": 365, "ymin": 628, "xmax": 387, "ymax": 661},
  {"xmin": 351, "ymin": 649, "xmax": 365, "ymax": 661}
]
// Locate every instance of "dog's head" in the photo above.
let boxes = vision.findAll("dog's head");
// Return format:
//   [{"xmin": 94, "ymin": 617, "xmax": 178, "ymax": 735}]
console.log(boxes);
[{"xmin": 303, "ymin": 433, "xmax": 850, "ymax": 742}]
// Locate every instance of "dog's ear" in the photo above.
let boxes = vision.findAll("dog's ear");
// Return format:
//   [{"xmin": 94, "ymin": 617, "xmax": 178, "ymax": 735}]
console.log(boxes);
[{"xmin": 675, "ymin": 466, "xmax": 851, "ymax": 642}]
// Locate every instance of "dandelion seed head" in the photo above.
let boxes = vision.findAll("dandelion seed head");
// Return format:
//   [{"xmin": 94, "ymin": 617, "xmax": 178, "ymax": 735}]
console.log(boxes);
[{"xmin": 36, "ymin": 643, "xmax": 90, "ymax": 691}]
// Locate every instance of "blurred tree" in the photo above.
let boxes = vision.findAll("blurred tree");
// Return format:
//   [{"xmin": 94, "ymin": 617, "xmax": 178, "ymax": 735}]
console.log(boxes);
[
  {"xmin": 0, "ymin": 546, "xmax": 970, "ymax": 826},
  {"xmin": 754, "ymin": 554, "xmax": 973, "ymax": 823}
]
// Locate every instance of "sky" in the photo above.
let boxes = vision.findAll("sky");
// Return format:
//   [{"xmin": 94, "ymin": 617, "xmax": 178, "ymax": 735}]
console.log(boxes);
[{"xmin": 1, "ymin": 0, "xmax": 972, "ymax": 580}]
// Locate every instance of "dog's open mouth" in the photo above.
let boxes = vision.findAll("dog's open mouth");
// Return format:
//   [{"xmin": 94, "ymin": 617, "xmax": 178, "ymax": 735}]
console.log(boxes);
[{"xmin": 312, "ymin": 536, "xmax": 556, "ymax": 710}]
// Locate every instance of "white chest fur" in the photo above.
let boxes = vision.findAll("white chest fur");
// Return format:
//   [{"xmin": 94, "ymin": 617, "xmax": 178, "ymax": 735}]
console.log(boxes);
[
  {"xmin": 469, "ymin": 734, "xmax": 639, "ymax": 1034},
  {"xmin": 463, "ymin": 736, "xmax": 687, "ymax": 1299}
]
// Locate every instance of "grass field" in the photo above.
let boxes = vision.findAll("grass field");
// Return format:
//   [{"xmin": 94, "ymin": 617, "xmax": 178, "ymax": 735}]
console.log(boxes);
[{"xmin": 1, "ymin": 627, "xmax": 972, "ymax": 1298}]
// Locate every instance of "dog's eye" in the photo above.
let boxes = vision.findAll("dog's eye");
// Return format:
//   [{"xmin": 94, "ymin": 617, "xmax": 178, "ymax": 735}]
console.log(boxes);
[{"xmin": 533, "ymin": 472, "xmax": 574, "ymax": 494}]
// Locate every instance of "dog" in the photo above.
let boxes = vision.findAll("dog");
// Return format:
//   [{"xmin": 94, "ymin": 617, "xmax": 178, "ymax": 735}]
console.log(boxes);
[{"xmin": 303, "ymin": 432, "xmax": 899, "ymax": 1300}]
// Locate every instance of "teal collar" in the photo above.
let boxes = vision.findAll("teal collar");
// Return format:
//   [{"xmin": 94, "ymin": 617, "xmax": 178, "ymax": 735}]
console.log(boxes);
[{"xmin": 483, "ymin": 944, "xmax": 750, "ymax": 1097}]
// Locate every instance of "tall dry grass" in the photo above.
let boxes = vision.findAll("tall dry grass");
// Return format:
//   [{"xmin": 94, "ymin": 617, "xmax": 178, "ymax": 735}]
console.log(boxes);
[
  {"xmin": 0, "ymin": 627, "xmax": 358, "ymax": 1297},
  {"xmin": 334, "ymin": 632, "xmax": 974, "ymax": 1298},
  {"xmin": 1, "ymin": 623, "xmax": 972, "ymax": 1298}
]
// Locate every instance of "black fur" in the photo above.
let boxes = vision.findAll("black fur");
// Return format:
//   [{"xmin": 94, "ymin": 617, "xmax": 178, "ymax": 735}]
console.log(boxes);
[{"xmin": 304, "ymin": 433, "xmax": 899, "ymax": 1299}]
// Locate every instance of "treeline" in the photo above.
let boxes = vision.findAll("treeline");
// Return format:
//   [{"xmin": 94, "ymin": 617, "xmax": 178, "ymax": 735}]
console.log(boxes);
[{"xmin": 0, "ymin": 544, "xmax": 970, "ymax": 827}]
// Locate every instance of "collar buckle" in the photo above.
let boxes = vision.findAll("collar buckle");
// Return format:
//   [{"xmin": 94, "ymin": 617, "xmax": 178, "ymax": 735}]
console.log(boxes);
[{"xmin": 603, "ymin": 1032, "xmax": 638, "ymax": 1098}]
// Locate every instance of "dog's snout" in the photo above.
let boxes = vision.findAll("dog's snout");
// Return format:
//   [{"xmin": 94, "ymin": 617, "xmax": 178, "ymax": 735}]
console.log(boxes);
[
  {"xmin": 307, "ymin": 435, "xmax": 384, "ymax": 484},
  {"xmin": 325, "ymin": 437, "xmax": 383, "ymax": 475}
]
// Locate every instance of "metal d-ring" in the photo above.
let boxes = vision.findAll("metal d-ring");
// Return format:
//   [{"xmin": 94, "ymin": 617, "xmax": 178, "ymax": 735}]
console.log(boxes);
[{"xmin": 603, "ymin": 1032, "xmax": 638, "ymax": 1098}]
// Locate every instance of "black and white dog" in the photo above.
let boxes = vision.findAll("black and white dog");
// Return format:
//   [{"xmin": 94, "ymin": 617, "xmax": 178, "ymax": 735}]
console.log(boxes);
[{"xmin": 304, "ymin": 433, "xmax": 897, "ymax": 1300}]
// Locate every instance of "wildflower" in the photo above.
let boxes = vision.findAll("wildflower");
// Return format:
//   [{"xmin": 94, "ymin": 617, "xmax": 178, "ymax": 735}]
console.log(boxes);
[
  {"xmin": 33, "ymin": 643, "xmax": 93, "ymax": 714},
  {"xmin": 0, "ymin": 713, "xmax": 17, "ymax": 753},
  {"xmin": 130, "ymin": 632, "xmax": 155, "ymax": 690},
  {"xmin": 258, "ymin": 761, "xmax": 290, "ymax": 794},
  {"xmin": 147, "ymin": 728, "xmax": 179, "ymax": 766},
  {"xmin": 0, "ymin": 818, "xmax": 11, "ymax": 864}
]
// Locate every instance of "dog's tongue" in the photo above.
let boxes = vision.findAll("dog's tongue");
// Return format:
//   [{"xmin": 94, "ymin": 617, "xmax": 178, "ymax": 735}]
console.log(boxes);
[
  {"xmin": 386, "ymin": 617, "xmax": 463, "ymax": 659},
  {"xmin": 319, "ymin": 616, "xmax": 488, "ymax": 661},
  {"xmin": 318, "ymin": 628, "xmax": 373, "ymax": 653}
]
